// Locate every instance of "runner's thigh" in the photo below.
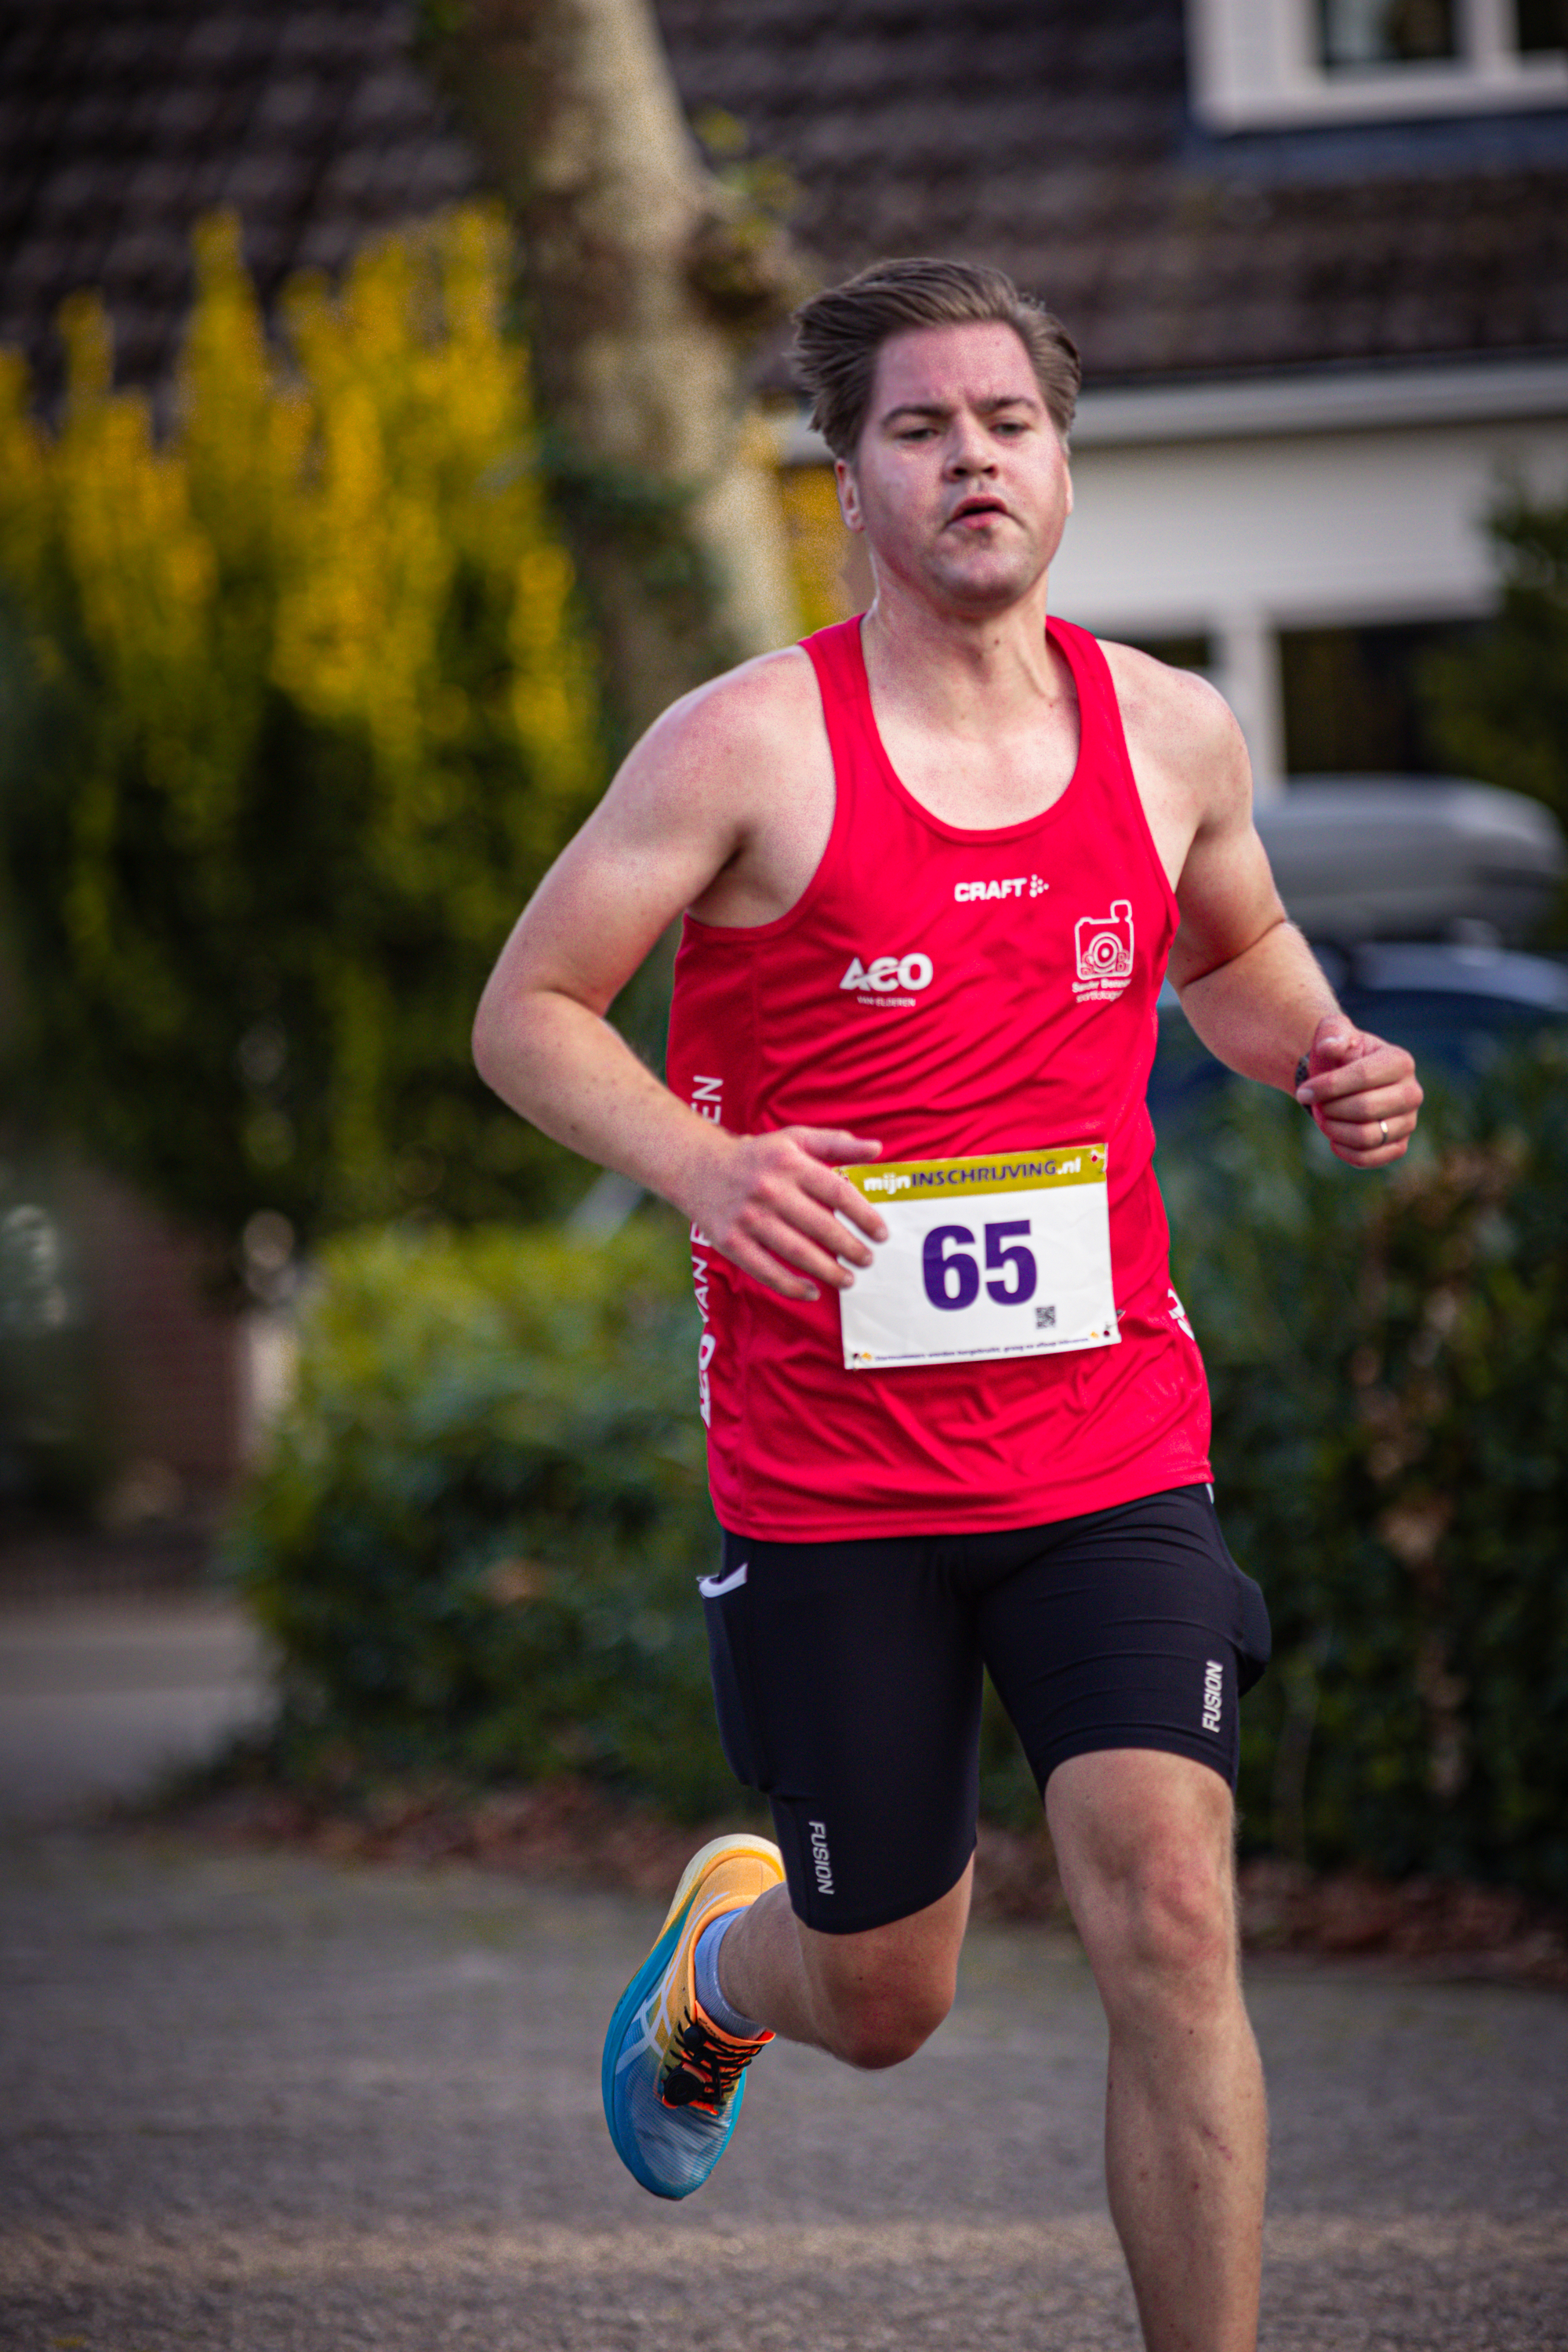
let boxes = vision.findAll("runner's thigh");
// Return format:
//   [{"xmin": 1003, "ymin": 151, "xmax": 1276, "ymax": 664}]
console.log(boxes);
[
  {"xmin": 702, "ymin": 1529, "xmax": 983, "ymax": 1936},
  {"xmin": 975, "ymin": 1485, "xmax": 1272, "ymax": 1795}
]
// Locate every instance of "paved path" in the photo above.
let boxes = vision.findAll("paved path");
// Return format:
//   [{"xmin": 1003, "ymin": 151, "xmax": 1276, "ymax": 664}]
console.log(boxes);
[
  {"xmin": 2, "ymin": 1826, "xmax": 1564, "ymax": 2350},
  {"xmin": 0, "ymin": 1595, "xmax": 270, "ymax": 1822}
]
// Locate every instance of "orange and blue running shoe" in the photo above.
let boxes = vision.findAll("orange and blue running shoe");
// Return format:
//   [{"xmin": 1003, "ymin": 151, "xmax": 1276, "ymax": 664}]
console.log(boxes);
[{"xmin": 602, "ymin": 1832, "xmax": 783, "ymax": 2199}]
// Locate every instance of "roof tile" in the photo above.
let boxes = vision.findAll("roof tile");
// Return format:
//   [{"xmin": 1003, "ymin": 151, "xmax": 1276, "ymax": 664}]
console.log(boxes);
[{"xmin": 0, "ymin": 0, "xmax": 1562, "ymax": 412}]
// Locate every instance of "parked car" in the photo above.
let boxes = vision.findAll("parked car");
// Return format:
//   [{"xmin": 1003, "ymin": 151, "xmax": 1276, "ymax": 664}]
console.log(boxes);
[{"xmin": 1151, "ymin": 779, "xmax": 1568, "ymax": 1125}]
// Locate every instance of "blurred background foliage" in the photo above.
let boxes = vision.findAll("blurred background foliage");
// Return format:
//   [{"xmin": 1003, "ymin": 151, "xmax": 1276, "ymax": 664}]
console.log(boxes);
[
  {"xmin": 1421, "ymin": 486, "xmax": 1568, "ymax": 938},
  {"xmin": 1167, "ymin": 1041, "xmax": 1568, "ymax": 1902},
  {"xmin": 230, "ymin": 1033, "xmax": 1568, "ymax": 1895},
  {"xmin": 230, "ymin": 1218, "xmax": 731, "ymax": 1820},
  {"xmin": 0, "ymin": 204, "xmax": 604, "ymax": 1284}
]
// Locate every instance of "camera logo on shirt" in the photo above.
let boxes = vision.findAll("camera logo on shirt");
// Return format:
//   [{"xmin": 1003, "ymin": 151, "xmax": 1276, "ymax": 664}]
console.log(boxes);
[{"xmin": 1073, "ymin": 901, "xmax": 1134, "ymax": 1001}]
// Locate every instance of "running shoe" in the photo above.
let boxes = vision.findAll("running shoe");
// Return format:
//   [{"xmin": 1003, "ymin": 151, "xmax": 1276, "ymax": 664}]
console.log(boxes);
[{"xmin": 602, "ymin": 1831, "xmax": 783, "ymax": 2199}]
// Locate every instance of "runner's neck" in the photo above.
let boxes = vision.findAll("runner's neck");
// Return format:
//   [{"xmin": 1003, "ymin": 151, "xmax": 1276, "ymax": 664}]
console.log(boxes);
[{"xmin": 858, "ymin": 590, "xmax": 1080, "ymax": 826}]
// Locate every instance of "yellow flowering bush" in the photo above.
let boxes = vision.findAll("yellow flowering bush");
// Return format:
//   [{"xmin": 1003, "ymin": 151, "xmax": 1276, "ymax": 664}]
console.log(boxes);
[{"xmin": 0, "ymin": 206, "xmax": 604, "ymax": 1263}]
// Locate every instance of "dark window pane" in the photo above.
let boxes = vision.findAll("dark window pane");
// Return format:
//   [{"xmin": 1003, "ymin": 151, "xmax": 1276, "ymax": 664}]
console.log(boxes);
[
  {"xmin": 1319, "ymin": 0, "xmax": 1457, "ymax": 67},
  {"xmin": 1280, "ymin": 619, "xmax": 1483, "ymax": 776},
  {"xmin": 1515, "ymin": 0, "xmax": 1568, "ymax": 52},
  {"xmin": 1126, "ymin": 633, "xmax": 1211, "ymax": 672}
]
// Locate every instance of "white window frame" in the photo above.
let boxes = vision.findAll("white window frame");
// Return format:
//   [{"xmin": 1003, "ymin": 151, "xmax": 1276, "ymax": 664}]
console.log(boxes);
[{"xmin": 1188, "ymin": 0, "xmax": 1568, "ymax": 131}]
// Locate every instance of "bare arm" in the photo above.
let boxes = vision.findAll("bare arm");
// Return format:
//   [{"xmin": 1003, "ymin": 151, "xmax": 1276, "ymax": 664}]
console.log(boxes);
[
  {"xmin": 472, "ymin": 658, "xmax": 887, "ymax": 1298},
  {"xmin": 1155, "ymin": 675, "xmax": 1424, "ymax": 1166}
]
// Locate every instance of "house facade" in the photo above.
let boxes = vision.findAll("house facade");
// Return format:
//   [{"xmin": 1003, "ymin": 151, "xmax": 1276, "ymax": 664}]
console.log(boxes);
[
  {"xmin": 670, "ymin": 0, "xmax": 1568, "ymax": 793},
  {"xmin": 4, "ymin": 0, "xmax": 1565, "ymax": 797}
]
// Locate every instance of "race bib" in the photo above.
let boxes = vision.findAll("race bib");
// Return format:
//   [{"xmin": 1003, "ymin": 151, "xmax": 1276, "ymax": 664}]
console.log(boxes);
[{"xmin": 836, "ymin": 1145, "xmax": 1119, "ymax": 1372}]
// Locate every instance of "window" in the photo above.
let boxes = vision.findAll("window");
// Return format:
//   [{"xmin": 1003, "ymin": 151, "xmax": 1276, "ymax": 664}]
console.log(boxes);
[
  {"xmin": 1127, "ymin": 633, "xmax": 1214, "ymax": 676},
  {"xmin": 1319, "ymin": 0, "xmax": 1457, "ymax": 70},
  {"xmin": 1279, "ymin": 619, "xmax": 1484, "ymax": 777},
  {"xmin": 1518, "ymin": 0, "xmax": 1568, "ymax": 49},
  {"xmin": 1189, "ymin": 0, "xmax": 1568, "ymax": 129}
]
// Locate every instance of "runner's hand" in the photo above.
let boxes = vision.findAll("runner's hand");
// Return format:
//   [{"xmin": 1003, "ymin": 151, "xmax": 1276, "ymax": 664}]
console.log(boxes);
[
  {"xmin": 689, "ymin": 1126, "xmax": 887, "ymax": 1302},
  {"xmin": 1294, "ymin": 1015, "xmax": 1423, "ymax": 1167}
]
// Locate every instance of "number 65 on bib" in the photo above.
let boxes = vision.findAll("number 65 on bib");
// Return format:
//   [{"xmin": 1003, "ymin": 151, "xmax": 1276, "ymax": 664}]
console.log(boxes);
[{"xmin": 834, "ymin": 1146, "xmax": 1120, "ymax": 1373}]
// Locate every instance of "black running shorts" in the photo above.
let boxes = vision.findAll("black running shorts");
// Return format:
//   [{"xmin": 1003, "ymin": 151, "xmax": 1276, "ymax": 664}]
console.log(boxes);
[{"xmin": 699, "ymin": 1483, "xmax": 1272, "ymax": 1936}]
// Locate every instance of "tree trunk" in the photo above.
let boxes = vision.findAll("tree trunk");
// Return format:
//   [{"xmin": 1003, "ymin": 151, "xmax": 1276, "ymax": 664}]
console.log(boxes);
[{"xmin": 432, "ymin": 0, "xmax": 804, "ymax": 739}]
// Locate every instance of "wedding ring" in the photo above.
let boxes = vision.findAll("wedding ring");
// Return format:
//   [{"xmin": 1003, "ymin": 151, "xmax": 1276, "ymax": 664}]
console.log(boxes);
[{"xmin": 1379, "ymin": 1119, "xmax": 1389, "ymax": 1145}]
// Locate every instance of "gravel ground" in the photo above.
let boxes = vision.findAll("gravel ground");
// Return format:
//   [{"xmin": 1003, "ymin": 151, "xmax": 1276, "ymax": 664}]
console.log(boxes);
[{"xmin": 2, "ymin": 1825, "xmax": 1565, "ymax": 2351}]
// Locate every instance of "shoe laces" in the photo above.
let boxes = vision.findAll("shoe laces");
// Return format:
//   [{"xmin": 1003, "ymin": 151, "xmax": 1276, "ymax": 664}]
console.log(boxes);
[{"xmin": 659, "ymin": 2003, "xmax": 772, "ymax": 2116}]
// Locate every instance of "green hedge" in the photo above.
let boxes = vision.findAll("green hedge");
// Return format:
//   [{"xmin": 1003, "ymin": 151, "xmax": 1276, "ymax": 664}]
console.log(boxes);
[
  {"xmin": 228, "ymin": 1218, "xmax": 738, "ymax": 1818},
  {"xmin": 231, "ymin": 1036, "xmax": 1568, "ymax": 1889},
  {"xmin": 1165, "ymin": 1036, "xmax": 1568, "ymax": 1897}
]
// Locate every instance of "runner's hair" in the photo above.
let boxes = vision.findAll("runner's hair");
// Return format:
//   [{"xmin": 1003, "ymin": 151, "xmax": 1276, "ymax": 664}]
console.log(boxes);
[{"xmin": 791, "ymin": 258, "xmax": 1081, "ymax": 460}]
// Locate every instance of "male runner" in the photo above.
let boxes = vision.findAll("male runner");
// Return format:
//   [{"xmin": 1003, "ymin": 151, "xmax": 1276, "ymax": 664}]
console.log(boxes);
[{"xmin": 472, "ymin": 258, "xmax": 1423, "ymax": 2352}]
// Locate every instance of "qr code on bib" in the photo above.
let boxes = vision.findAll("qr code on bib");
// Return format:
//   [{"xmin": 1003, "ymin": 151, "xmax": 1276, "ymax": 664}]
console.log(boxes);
[{"xmin": 1035, "ymin": 1304, "xmax": 1057, "ymax": 1329}]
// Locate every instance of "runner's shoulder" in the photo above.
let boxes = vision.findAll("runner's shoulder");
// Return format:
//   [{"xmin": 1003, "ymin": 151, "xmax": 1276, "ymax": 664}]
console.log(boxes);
[
  {"xmin": 1098, "ymin": 638, "xmax": 1250, "ymax": 809},
  {"xmin": 631, "ymin": 644, "xmax": 823, "ymax": 801},
  {"xmin": 1098, "ymin": 639, "xmax": 1243, "ymax": 757}
]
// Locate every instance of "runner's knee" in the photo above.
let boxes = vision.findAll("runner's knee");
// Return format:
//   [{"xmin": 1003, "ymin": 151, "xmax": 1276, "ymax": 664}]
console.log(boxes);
[
  {"xmin": 1050, "ymin": 1751, "xmax": 1239, "ymax": 2005},
  {"xmin": 1084, "ymin": 1838, "xmax": 1236, "ymax": 2010},
  {"xmin": 819, "ymin": 1979, "xmax": 954, "ymax": 2071},
  {"xmin": 808, "ymin": 1943, "xmax": 958, "ymax": 2070}
]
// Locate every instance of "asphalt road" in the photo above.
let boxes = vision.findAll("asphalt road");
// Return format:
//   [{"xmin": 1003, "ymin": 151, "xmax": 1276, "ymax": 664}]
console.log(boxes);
[
  {"xmin": 2, "ymin": 1825, "xmax": 1566, "ymax": 2352},
  {"xmin": 0, "ymin": 1595, "xmax": 271, "ymax": 1824}
]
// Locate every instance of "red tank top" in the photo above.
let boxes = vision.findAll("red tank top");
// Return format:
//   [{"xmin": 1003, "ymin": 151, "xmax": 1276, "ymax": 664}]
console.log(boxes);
[{"xmin": 666, "ymin": 615, "xmax": 1211, "ymax": 1540}]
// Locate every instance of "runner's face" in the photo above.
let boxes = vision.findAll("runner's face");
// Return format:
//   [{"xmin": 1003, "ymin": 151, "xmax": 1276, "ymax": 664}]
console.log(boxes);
[{"xmin": 837, "ymin": 322, "xmax": 1072, "ymax": 613}]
